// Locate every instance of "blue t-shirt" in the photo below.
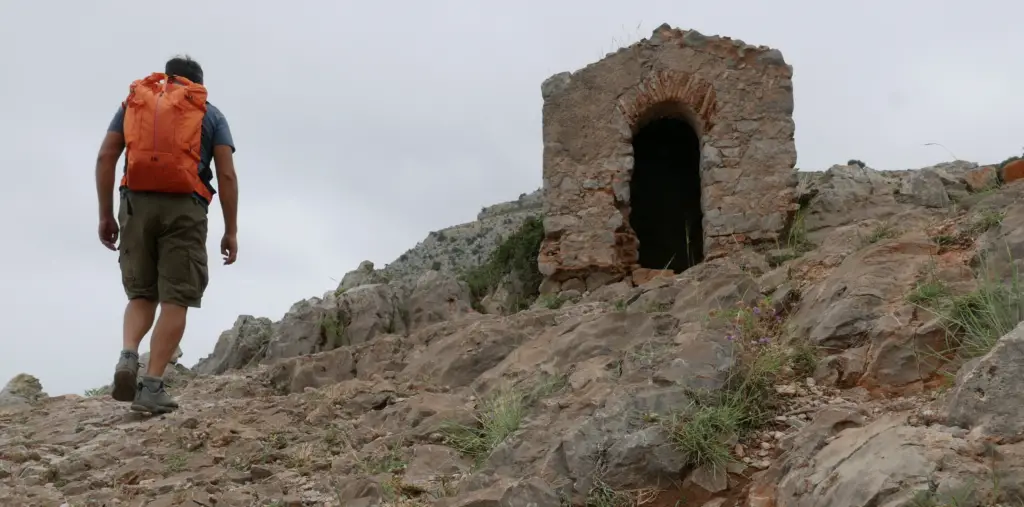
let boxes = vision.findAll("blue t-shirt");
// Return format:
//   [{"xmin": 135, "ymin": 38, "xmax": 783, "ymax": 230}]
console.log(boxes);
[{"xmin": 108, "ymin": 100, "xmax": 236, "ymax": 201}]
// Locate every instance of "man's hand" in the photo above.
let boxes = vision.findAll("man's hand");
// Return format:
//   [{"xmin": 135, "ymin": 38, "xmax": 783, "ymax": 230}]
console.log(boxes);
[
  {"xmin": 98, "ymin": 215, "xmax": 118, "ymax": 251},
  {"xmin": 221, "ymin": 233, "xmax": 238, "ymax": 265}
]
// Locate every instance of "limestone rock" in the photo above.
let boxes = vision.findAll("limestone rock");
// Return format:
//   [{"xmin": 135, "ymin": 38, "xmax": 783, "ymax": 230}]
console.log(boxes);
[
  {"xmin": 899, "ymin": 168, "xmax": 950, "ymax": 208},
  {"xmin": 943, "ymin": 320, "xmax": 1024, "ymax": 440},
  {"xmin": 788, "ymin": 235, "xmax": 967, "ymax": 386},
  {"xmin": 773, "ymin": 415, "xmax": 963, "ymax": 507},
  {"xmin": 963, "ymin": 165, "xmax": 998, "ymax": 192},
  {"xmin": 379, "ymin": 190, "xmax": 542, "ymax": 284},
  {"xmin": 405, "ymin": 270, "xmax": 473, "ymax": 331},
  {"xmin": 0, "ymin": 374, "xmax": 45, "ymax": 407},
  {"xmin": 192, "ymin": 315, "xmax": 273, "ymax": 374},
  {"xmin": 802, "ymin": 164, "xmax": 904, "ymax": 233},
  {"xmin": 336, "ymin": 260, "xmax": 389, "ymax": 293}
]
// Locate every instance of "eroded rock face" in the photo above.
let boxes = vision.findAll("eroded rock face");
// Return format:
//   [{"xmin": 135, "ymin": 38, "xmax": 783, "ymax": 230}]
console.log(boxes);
[
  {"xmin": 800, "ymin": 164, "xmax": 905, "ymax": 234},
  {"xmin": 193, "ymin": 316, "xmax": 273, "ymax": 375},
  {"xmin": 943, "ymin": 320, "xmax": 1024, "ymax": 440},
  {"xmin": 773, "ymin": 416, "xmax": 968, "ymax": 507},
  {"xmin": 405, "ymin": 270, "xmax": 474, "ymax": 332},
  {"xmin": 788, "ymin": 235, "xmax": 965, "ymax": 387}
]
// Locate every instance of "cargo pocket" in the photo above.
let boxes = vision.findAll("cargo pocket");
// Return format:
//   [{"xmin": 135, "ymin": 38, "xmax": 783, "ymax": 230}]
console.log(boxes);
[
  {"xmin": 191, "ymin": 248, "xmax": 210, "ymax": 299},
  {"xmin": 162, "ymin": 246, "xmax": 194, "ymax": 303},
  {"xmin": 118, "ymin": 247, "xmax": 135, "ymax": 286}
]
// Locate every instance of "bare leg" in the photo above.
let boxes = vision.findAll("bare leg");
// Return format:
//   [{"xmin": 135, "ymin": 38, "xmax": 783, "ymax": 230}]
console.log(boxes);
[
  {"xmin": 147, "ymin": 302, "xmax": 188, "ymax": 378},
  {"xmin": 123, "ymin": 298, "xmax": 157, "ymax": 352}
]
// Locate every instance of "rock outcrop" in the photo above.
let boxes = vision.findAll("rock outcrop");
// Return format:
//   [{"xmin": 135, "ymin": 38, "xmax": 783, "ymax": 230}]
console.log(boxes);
[
  {"xmin": 375, "ymin": 190, "xmax": 542, "ymax": 284},
  {"xmin": 0, "ymin": 373, "xmax": 46, "ymax": 408},
  {"xmin": 9, "ymin": 158, "xmax": 1024, "ymax": 506}
]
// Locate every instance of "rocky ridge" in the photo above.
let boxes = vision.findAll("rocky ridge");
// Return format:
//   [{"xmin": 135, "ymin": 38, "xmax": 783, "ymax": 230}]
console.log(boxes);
[
  {"xmin": 8, "ymin": 160, "xmax": 1024, "ymax": 506},
  {"xmin": 374, "ymin": 190, "xmax": 542, "ymax": 284}
]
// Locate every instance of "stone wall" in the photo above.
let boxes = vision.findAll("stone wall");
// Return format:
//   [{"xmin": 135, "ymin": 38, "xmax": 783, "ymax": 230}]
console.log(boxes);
[{"xmin": 537, "ymin": 23, "xmax": 798, "ymax": 293}]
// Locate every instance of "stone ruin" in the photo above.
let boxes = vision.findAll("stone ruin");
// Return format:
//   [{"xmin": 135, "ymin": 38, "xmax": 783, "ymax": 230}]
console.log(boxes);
[{"xmin": 537, "ymin": 23, "xmax": 799, "ymax": 293}]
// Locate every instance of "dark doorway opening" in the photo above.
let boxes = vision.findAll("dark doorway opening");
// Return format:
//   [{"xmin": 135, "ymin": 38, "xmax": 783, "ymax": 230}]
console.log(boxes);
[{"xmin": 628, "ymin": 115, "xmax": 704, "ymax": 273}]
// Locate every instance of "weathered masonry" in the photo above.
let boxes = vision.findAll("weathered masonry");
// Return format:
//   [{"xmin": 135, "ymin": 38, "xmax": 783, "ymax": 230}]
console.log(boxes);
[{"xmin": 537, "ymin": 23, "xmax": 798, "ymax": 293}]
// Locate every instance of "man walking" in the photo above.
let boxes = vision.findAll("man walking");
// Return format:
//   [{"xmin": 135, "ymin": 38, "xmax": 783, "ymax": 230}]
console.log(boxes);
[{"xmin": 94, "ymin": 55, "xmax": 239, "ymax": 413}]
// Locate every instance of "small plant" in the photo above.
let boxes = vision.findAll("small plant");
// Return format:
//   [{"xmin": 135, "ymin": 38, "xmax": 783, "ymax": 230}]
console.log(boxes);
[
  {"xmin": 864, "ymin": 221, "xmax": 898, "ymax": 244},
  {"xmin": 932, "ymin": 234, "xmax": 957, "ymax": 247},
  {"xmin": 283, "ymin": 443, "xmax": 317, "ymax": 469},
  {"xmin": 613, "ymin": 299, "xmax": 628, "ymax": 312},
  {"xmin": 967, "ymin": 210, "xmax": 1004, "ymax": 235},
  {"xmin": 83, "ymin": 386, "xmax": 106, "ymax": 397},
  {"xmin": 526, "ymin": 372, "xmax": 568, "ymax": 403},
  {"xmin": 164, "ymin": 453, "xmax": 189, "ymax": 473},
  {"xmin": 942, "ymin": 274, "xmax": 1024, "ymax": 359},
  {"xmin": 786, "ymin": 206, "xmax": 813, "ymax": 253},
  {"xmin": 440, "ymin": 385, "xmax": 527, "ymax": 464},
  {"xmin": 318, "ymin": 312, "xmax": 348, "ymax": 349},
  {"xmin": 912, "ymin": 252, "xmax": 1024, "ymax": 361},
  {"xmin": 584, "ymin": 479, "xmax": 634, "ymax": 507},
  {"xmin": 538, "ymin": 293, "xmax": 569, "ymax": 310},
  {"xmin": 909, "ymin": 484, "xmax": 977, "ymax": 507},
  {"xmin": 460, "ymin": 217, "xmax": 545, "ymax": 311},
  {"xmin": 668, "ymin": 297, "xmax": 802, "ymax": 472},
  {"xmin": 906, "ymin": 280, "xmax": 950, "ymax": 305},
  {"xmin": 627, "ymin": 341, "xmax": 666, "ymax": 371},
  {"xmin": 847, "ymin": 159, "xmax": 867, "ymax": 168},
  {"xmin": 358, "ymin": 443, "xmax": 407, "ymax": 475},
  {"xmin": 435, "ymin": 474, "xmax": 460, "ymax": 498}
]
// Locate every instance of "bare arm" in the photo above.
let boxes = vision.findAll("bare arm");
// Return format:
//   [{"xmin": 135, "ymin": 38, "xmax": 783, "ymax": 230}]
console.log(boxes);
[
  {"xmin": 96, "ymin": 131, "xmax": 125, "ymax": 219},
  {"xmin": 213, "ymin": 144, "xmax": 238, "ymax": 235}
]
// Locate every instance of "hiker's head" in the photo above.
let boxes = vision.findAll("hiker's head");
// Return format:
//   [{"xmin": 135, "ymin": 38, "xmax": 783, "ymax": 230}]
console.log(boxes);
[{"xmin": 165, "ymin": 55, "xmax": 203, "ymax": 85}]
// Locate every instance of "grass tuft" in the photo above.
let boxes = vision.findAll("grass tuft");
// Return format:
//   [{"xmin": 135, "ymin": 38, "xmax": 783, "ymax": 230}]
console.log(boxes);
[
  {"xmin": 910, "ymin": 249, "xmax": 1024, "ymax": 362},
  {"xmin": 440, "ymin": 385, "xmax": 527, "ymax": 464},
  {"xmin": 863, "ymin": 221, "xmax": 898, "ymax": 245},
  {"xmin": 666, "ymin": 297, "xmax": 808, "ymax": 472}
]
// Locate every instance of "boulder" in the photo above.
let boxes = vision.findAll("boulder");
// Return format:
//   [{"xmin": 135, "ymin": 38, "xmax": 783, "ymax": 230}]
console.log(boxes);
[
  {"xmin": 943, "ymin": 320, "xmax": 1024, "ymax": 440},
  {"xmin": 192, "ymin": 315, "xmax": 273, "ymax": 375},
  {"xmin": 898, "ymin": 168, "xmax": 950, "ymax": 208},
  {"xmin": 801, "ymin": 164, "xmax": 904, "ymax": 233},
  {"xmin": 336, "ymin": 260, "xmax": 389, "ymax": 293},
  {"xmin": 0, "ymin": 373, "xmax": 46, "ymax": 408},
  {"xmin": 405, "ymin": 270, "xmax": 474, "ymax": 331}
]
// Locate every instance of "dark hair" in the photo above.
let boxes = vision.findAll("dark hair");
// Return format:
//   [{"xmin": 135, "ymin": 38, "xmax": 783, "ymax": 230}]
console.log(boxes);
[{"xmin": 165, "ymin": 55, "xmax": 204, "ymax": 85}]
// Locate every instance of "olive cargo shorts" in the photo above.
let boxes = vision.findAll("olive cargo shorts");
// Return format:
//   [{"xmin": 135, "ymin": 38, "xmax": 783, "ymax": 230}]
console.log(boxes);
[{"xmin": 117, "ymin": 192, "xmax": 210, "ymax": 308}]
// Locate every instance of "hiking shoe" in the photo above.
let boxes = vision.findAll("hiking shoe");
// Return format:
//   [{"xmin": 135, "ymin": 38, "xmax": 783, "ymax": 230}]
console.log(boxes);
[
  {"xmin": 111, "ymin": 351, "xmax": 140, "ymax": 402},
  {"xmin": 130, "ymin": 378, "xmax": 179, "ymax": 414}
]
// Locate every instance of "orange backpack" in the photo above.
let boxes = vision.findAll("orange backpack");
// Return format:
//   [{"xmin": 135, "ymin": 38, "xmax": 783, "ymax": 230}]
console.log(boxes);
[{"xmin": 120, "ymin": 72, "xmax": 212, "ymax": 202}]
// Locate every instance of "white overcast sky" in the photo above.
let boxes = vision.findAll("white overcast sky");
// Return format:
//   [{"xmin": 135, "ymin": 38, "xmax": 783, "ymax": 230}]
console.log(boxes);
[{"xmin": 1, "ymin": 1, "xmax": 1020, "ymax": 395}]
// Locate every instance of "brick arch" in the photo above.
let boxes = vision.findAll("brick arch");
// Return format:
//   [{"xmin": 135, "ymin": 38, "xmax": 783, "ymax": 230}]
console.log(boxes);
[
  {"xmin": 612, "ymin": 70, "xmax": 717, "ymax": 277},
  {"xmin": 616, "ymin": 70, "xmax": 718, "ymax": 137}
]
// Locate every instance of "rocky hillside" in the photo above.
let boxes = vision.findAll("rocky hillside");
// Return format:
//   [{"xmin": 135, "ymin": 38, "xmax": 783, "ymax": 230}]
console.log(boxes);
[
  {"xmin": 10, "ymin": 159, "xmax": 1024, "ymax": 506},
  {"xmin": 375, "ymin": 189, "xmax": 542, "ymax": 284}
]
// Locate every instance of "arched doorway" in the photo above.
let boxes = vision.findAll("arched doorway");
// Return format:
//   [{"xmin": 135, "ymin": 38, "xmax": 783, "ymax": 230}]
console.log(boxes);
[{"xmin": 628, "ymin": 109, "xmax": 704, "ymax": 273}]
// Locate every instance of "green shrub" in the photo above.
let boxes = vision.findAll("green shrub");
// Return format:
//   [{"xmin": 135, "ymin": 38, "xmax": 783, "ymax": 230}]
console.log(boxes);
[{"xmin": 460, "ymin": 217, "xmax": 544, "ymax": 310}]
